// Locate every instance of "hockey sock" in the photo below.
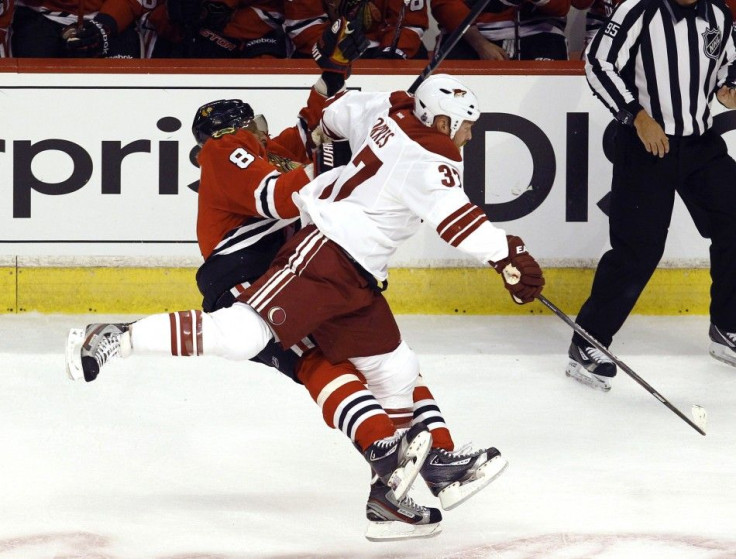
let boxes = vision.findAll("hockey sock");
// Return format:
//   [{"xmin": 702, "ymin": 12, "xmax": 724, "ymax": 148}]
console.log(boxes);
[
  {"xmin": 413, "ymin": 376, "xmax": 454, "ymax": 451},
  {"xmin": 130, "ymin": 304, "xmax": 272, "ymax": 360},
  {"xmin": 297, "ymin": 348, "xmax": 395, "ymax": 452},
  {"xmin": 385, "ymin": 407, "xmax": 414, "ymax": 429}
]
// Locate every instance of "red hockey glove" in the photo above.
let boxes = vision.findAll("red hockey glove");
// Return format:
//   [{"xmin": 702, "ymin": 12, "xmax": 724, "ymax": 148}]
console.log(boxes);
[
  {"xmin": 62, "ymin": 14, "xmax": 116, "ymax": 57},
  {"xmin": 491, "ymin": 235, "xmax": 544, "ymax": 304},
  {"xmin": 312, "ymin": 17, "xmax": 369, "ymax": 76}
]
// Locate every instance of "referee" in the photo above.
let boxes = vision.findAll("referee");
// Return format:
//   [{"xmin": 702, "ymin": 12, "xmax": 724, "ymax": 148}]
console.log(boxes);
[{"xmin": 565, "ymin": 0, "xmax": 736, "ymax": 391}]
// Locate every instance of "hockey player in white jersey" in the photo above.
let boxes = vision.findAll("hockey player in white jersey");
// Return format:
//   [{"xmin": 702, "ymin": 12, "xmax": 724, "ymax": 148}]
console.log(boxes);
[{"xmin": 67, "ymin": 74, "xmax": 544, "ymax": 524}]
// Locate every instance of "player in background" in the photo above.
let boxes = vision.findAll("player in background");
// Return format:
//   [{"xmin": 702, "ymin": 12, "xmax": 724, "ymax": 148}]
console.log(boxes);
[
  {"xmin": 66, "ymin": 74, "xmax": 537, "ymax": 536},
  {"xmin": 286, "ymin": 0, "xmax": 429, "ymax": 60},
  {"xmin": 431, "ymin": 0, "xmax": 571, "ymax": 60},
  {"xmin": 57, "ymin": 0, "xmax": 287, "ymax": 58},
  {"xmin": 11, "ymin": 0, "xmax": 141, "ymax": 56},
  {"xmin": 139, "ymin": 0, "xmax": 288, "ymax": 58}
]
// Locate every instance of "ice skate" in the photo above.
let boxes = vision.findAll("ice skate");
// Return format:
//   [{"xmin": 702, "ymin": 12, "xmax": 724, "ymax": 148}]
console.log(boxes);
[
  {"xmin": 363, "ymin": 423, "xmax": 432, "ymax": 502},
  {"xmin": 420, "ymin": 444, "xmax": 508, "ymax": 511},
  {"xmin": 708, "ymin": 324, "xmax": 736, "ymax": 367},
  {"xmin": 565, "ymin": 341, "xmax": 616, "ymax": 392},
  {"xmin": 66, "ymin": 323, "xmax": 130, "ymax": 382},
  {"xmin": 364, "ymin": 479, "xmax": 442, "ymax": 542}
]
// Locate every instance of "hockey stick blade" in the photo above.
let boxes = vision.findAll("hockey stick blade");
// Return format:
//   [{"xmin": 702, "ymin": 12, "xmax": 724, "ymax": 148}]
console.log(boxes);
[
  {"xmin": 407, "ymin": 0, "xmax": 492, "ymax": 94},
  {"xmin": 537, "ymin": 295, "xmax": 706, "ymax": 436}
]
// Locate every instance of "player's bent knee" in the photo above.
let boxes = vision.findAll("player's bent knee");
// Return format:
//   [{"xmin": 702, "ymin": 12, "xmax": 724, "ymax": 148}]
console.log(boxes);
[
  {"xmin": 205, "ymin": 303, "xmax": 273, "ymax": 360},
  {"xmin": 349, "ymin": 340, "xmax": 419, "ymax": 409}
]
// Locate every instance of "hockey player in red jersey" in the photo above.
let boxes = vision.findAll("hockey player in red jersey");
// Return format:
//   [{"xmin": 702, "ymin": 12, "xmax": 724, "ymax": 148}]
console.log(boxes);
[
  {"xmin": 285, "ymin": 0, "xmax": 429, "ymax": 59},
  {"xmin": 12, "ymin": 0, "xmax": 142, "ymax": 56},
  {"xmin": 432, "ymin": 0, "xmax": 571, "ymax": 60},
  {"xmin": 66, "ymin": 74, "xmax": 533, "ymax": 538},
  {"xmin": 138, "ymin": 0, "xmax": 289, "ymax": 58},
  {"xmin": 57, "ymin": 0, "xmax": 288, "ymax": 58}
]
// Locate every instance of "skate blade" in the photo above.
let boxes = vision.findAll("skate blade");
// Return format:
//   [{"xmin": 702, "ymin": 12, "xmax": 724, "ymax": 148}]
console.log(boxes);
[
  {"xmin": 708, "ymin": 343, "xmax": 736, "ymax": 367},
  {"xmin": 438, "ymin": 455, "xmax": 509, "ymax": 511},
  {"xmin": 365, "ymin": 519, "xmax": 441, "ymax": 542},
  {"xmin": 565, "ymin": 361, "xmax": 611, "ymax": 392},
  {"xmin": 387, "ymin": 430, "xmax": 432, "ymax": 502},
  {"xmin": 65, "ymin": 328, "xmax": 85, "ymax": 381}
]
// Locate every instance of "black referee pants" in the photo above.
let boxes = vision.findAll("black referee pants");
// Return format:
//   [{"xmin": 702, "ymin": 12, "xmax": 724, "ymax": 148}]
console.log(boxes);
[{"xmin": 574, "ymin": 124, "xmax": 736, "ymax": 348}]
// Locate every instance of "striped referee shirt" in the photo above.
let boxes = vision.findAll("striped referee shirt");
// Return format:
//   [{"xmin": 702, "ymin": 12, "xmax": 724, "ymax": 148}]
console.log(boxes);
[{"xmin": 585, "ymin": 0, "xmax": 736, "ymax": 136}]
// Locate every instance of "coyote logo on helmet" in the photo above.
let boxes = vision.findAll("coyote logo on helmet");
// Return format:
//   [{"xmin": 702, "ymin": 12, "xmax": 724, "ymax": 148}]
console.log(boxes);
[{"xmin": 453, "ymin": 89, "xmax": 467, "ymax": 97}]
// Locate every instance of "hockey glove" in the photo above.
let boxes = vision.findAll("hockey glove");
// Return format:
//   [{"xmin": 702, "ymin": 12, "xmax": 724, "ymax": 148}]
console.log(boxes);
[
  {"xmin": 312, "ymin": 17, "xmax": 369, "ymax": 76},
  {"xmin": 198, "ymin": 0, "xmax": 234, "ymax": 32},
  {"xmin": 491, "ymin": 235, "xmax": 544, "ymax": 304},
  {"xmin": 314, "ymin": 139, "xmax": 352, "ymax": 175},
  {"xmin": 62, "ymin": 14, "xmax": 117, "ymax": 57}
]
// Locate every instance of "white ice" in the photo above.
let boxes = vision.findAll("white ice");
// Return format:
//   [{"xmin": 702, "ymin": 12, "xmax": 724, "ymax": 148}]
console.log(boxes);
[{"xmin": 1, "ymin": 313, "xmax": 735, "ymax": 559}]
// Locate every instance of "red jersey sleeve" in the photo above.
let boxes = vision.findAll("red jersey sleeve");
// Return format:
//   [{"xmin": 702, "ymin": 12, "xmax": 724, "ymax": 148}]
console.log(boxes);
[
  {"xmin": 284, "ymin": 0, "xmax": 329, "ymax": 57},
  {"xmin": 98, "ymin": 0, "xmax": 157, "ymax": 31},
  {"xmin": 268, "ymin": 86, "xmax": 331, "ymax": 161},
  {"xmin": 196, "ymin": 129, "xmax": 310, "ymax": 259},
  {"xmin": 430, "ymin": 0, "xmax": 472, "ymax": 32},
  {"xmin": 376, "ymin": 0, "xmax": 428, "ymax": 57}
]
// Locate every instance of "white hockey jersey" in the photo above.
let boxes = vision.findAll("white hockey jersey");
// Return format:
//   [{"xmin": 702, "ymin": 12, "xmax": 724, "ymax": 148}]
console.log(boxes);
[{"xmin": 295, "ymin": 90, "xmax": 510, "ymax": 281}]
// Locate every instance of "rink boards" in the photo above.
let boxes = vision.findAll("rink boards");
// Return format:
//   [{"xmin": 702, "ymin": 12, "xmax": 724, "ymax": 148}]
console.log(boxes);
[
  {"xmin": 0, "ymin": 262, "xmax": 711, "ymax": 315},
  {"xmin": 0, "ymin": 60, "xmax": 728, "ymax": 315}
]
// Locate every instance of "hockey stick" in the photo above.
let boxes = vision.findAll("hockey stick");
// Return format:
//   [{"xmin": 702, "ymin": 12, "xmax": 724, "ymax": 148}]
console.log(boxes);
[
  {"xmin": 536, "ymin": 295, "xmax": 707, "ymax": 436},
  {"xmin": 388, "ymin": 0, "xmax": 410, "ymax": 57},
  {"xmin": 407, "ymin": 0, "xmax": 492, "ymax": 94},
  {"xmin": 77, "ymin": 0, "xmax": 84, "ymax": 30}
]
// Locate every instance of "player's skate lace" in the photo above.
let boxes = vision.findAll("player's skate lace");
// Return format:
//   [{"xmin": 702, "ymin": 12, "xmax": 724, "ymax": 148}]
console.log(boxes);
[
  {"xmin": 364, "ymin": 479, "xmax": 442, "ymax": 541},
  {"xmin": 94, "ymin": 333, "xmax": 121, "ymax": 368},
  {"xmin": 420, "ymin": 443, "xmax": 508, "ymax": 510},
  {"xmin": 367, "ymin": 488, "xmax": 437, "ymax": 523},
  {"xmin": 421, "ymin": 444, "xmax": 500, "ymax": 492},
  {"xmin": 566, "ymin": 342, "xmax": 616, "ymax": 391},
  {"xmin": 80, "ymin": 323, "xmax": 129, "ymax": 382},
  {"xmin": 363, "ymin": 423, "xmax": 432, "ymax": 502},
  {"xmin": 574, "ymin": 344, "xmax": 615, "ymax": 375}
]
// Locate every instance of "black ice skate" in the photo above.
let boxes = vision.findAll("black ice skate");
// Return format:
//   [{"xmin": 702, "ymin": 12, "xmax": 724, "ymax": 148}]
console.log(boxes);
[
  {"xmin": 364, "ymin": 479, "xmax": 442, "ymax": 542},
  {"xmin": 66, "ymin": 323, "xmax": 130, "ymax": 382},
  {"xmin": 565, "ymin": 341, "xmax": 616, "ymax": 392},
  {"xmin": 420, "ymin": 445, "xmax": 508, "ymax": 511},
  {"xmin": 363, "ymin": 423, "xmax": 432, "ymax": 502},
  {"xmin": 709, "ymin": 324, "xmax": 736, "ymax": 367}
]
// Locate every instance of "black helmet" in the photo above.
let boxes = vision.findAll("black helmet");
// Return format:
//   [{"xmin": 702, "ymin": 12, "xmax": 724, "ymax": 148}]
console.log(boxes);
[{"xmin": 192, "ymin": 99, "xmax": 255, "ymax": 147}]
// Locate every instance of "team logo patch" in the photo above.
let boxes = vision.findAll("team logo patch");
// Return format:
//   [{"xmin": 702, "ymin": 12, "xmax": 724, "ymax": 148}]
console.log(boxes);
[
  {"xmin": 267, "ymin": 306, "xmax": 286, "ymax": 326},
  {"xmin": 702, "ymin": 28, "xmax": 722, "ymax": 60}
]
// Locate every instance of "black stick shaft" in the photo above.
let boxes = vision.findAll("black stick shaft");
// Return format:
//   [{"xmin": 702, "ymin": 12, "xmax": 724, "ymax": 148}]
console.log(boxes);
[
  {"xmin": 407, "ymin": 0, "xmax": 492, "ymax": 94},
  {"xmin": 537, "ymin": 295, "xmax": 706, "ymax": 436}
]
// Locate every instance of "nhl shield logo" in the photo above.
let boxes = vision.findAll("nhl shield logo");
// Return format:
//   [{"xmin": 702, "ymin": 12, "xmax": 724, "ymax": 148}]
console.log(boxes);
[{"xmin": 702, "ymin": 28, "xmax": 721, "ymax": 60}]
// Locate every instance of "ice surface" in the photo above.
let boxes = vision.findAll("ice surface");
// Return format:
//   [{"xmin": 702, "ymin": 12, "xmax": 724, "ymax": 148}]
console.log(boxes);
[{"xmin": 1, "ymin": 313, "xmax": 735, "ymax": 558}]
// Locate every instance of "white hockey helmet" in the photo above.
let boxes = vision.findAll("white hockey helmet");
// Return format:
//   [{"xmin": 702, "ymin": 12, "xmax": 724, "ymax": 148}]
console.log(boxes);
[{"xmin": 413, "ymin": 74, "xmax": 481, "ymax": 139}]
